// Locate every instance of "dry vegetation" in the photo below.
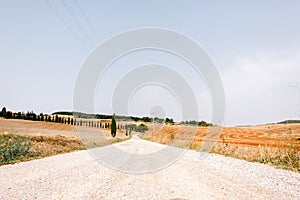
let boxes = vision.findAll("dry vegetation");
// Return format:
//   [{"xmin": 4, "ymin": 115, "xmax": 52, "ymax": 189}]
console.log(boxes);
[
  {"xmin": 0, "ymin": 133, "xmax": 85, "ymax": 165},
  {"xmin": 0, "ymin": 118, "xmax": 130, "ymax": 165},
  {"xmin": 1, "ymin": 118, "xmax": 299, "ymax": 171},
  {"xmin": 142, "ymin": 123, "xmax": 300, "ymax": 172}
]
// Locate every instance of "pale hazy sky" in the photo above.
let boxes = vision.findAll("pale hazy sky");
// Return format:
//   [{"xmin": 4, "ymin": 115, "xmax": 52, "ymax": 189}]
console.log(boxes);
[{"xmin": 1, "ymin": 0, "xmax": 300, "ymax": 126}]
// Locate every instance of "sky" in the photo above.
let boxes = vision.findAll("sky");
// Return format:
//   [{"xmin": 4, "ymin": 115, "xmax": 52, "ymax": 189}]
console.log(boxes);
[{"xmin": 0, "ymin": 0, "xmax": 300, "ymax": 126}]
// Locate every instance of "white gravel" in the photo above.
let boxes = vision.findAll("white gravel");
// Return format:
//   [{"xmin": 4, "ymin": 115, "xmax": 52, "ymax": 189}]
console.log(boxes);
[{"xmin": 0, "ymin": 136, "xmax": 299, "ymax": 200}]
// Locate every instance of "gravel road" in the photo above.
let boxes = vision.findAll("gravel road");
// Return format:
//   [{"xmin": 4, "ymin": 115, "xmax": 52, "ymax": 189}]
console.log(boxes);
[{"xmin": 0, "ymin": 136, "xmax": 299, "ymax": 199}]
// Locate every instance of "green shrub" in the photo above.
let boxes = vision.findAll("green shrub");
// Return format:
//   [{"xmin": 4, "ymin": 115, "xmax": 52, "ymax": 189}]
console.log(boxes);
[
  {"xmin": 136, "ymin": 123, "xmax": 148, "ymax": 133},
  {"xmin": 0, "ymin": 133, "xmax": 37, "ymax": 164}
]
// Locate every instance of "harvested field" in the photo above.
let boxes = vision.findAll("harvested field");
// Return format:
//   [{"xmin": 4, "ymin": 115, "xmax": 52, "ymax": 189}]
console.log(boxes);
[
  {"xmin": 142, "ymin": 123, "xmax": 300, "ymax": 171},
  {"xmin": 0, "ymin": 118, "xmax": 131, "ymax": 164}
]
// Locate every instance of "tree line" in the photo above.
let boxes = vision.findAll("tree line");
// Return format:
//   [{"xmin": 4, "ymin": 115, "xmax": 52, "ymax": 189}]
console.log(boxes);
[
  {"xmin": 180, "ymin": 120, "xmax": 213, "ymax": 127},
  {"xmin": 0, "ymin": 107, "xmax": 213, "ymax": 127},
  {"xmin": 51, "ymin": 111, "xmax": 167, "ymax": 123},
  {"xmin": 0, "ymin": 107, "xmax": 149, "ymax": 136}
]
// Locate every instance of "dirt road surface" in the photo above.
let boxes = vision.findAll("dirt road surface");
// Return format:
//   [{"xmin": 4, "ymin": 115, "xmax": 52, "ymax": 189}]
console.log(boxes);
[{"xmin": 0, "ymin": 136, "xmax": 299, "ymax": 199}]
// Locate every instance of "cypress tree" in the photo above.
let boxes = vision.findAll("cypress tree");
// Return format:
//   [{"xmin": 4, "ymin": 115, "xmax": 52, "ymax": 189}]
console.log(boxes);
[
  {"xmin": 6, "ymin": 111, "xmax": 12, "ymax": 119},
  {"xmin": 1, "ymin": 107, "xmax": 6, "ymax": 118},
  {"xmin": 111, "ymin": 114, "xmax": 116, "ymax": 137}
]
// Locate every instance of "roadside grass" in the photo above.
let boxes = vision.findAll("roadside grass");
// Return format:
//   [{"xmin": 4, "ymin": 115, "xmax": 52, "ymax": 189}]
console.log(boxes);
[
  {"xmin": 1, "ymin": 130, "xmax": 132, "ymax": 166},
  {"xmin": 109, "ymin": 136, "xmax": 131, "ymax": 144},
  {"xmin": 142, "ymin": 127, "xmax": 300, "ymax": 172},
  {"xmin": 211, "ymin": 131, "xmax": 300, "ymax": 172},
  {"xmin": 0, "ymin": 133, "xmax": 39, "ymax": 165},
  {"xmin": 32, "ymin": 135, "xmax": 85, "ymax": 157},
  {"xmin": 0, "ymin": 132, "xmax": 85, "ymax": 165}
]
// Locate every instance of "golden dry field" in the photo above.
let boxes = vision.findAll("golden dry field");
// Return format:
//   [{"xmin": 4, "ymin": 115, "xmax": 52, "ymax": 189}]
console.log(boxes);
[
  {"xmin": 0, "ymin": 118, "xmax": 130, "ymax": 165},
  {"xmin": 142, "ymin": 123, "xmax": 300, "ymax": 171}
]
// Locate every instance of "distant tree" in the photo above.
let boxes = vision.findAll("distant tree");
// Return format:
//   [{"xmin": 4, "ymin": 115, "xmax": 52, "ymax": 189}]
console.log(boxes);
[
  {"xmin": 131, "ymin": 117, "xmax": 140, "ymax": 122},
  {"xmin": 55, "ymin": 115, "xmax": 59, "ymax": 123},
  {"xmin": 40, "ymin": 113, "xmax": 44, "ymax": 121},
  {"xmin": 21, "ymin": 112, "xmax": 25, "ymax": 119},
  {"xmin": 0, "ymin": 107, "xmax": 6, "ymax": 118},
  {"xmin": 165, "ymin": 118, "xmax": 174, "ymax": 125},
  {"xmin": 198, "ymin": 120, "xmax": 212, "ymax": 127},
  {"xmin": 142, "ymin": 117, "xmax": 151, "ymax": 122},
  {"xmin": 127, "ymin": 124, "xmax": 137, "ymax": 131},
  {"xmin": 32, "ymin": 113, "xmax": 36, "ymax": 121},
  {"xmin": 136, "ymin": 123, "xmax": 148, "ymax": 133},
  {"xmin": 6, "ymin": 111, "xmax": 12, "ymax": 119},
  {"xmin": 111, "ymin": 114, "xmax": 117, "ymax": 137},
  {"xmin": 17, "ymin": 112, "xmax": 22, "ymax": 119}
]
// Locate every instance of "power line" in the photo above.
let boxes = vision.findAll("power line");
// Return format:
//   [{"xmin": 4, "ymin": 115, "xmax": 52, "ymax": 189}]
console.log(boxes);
[
  {"xmin": 73, "ymin": 0, "xmax": 100, "ymax": 40},
  {"xmin": 45, "ymin": 0, "xmax": 88, "ymax": 50},
  {"xmin": 61, "ymin": 0, "xmax": 94, "ymax": 44}
]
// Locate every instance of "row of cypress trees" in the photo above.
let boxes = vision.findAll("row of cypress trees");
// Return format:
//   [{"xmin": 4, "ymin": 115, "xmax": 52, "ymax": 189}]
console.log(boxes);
[
  {"xmin": 0, "ymin": 107, "xmax": 115, "ymax": 129},
  {"xmin": 1, "ymin": 107, "xmax": 145, "ymax": 137}
]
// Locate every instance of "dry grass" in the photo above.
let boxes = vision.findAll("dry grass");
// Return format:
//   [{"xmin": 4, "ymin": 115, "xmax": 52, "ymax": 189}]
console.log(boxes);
[
  {"xmin": 142, "ymin": 124, "xmax": 300, "ymax": 172},
  {"xmin": 31, "ymin": 135, "xmax": 85, "ymax": 157},
  {"xmin": 0, "ymin": 133, "xmax": 85, "ymax": 165},
  {"xmin": 212, "ymin": 129, "xmax": 300, "ymax": 171},
  {"xmin": 0, "ymin": 118, "xmax": 131, "ymax": 165}
]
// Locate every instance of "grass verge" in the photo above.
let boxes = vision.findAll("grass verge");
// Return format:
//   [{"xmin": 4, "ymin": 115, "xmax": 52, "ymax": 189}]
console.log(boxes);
[
  {"xmin": 0, "ymin": 133, "xmax": 85, "ymax": 165},
  {"xmin": 211, "ymin": 134, "xmax": 300, "ymax": 172},
  {"xmin": 142, "ymin": 128, "xmax": 300, "ymax": 172}
]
